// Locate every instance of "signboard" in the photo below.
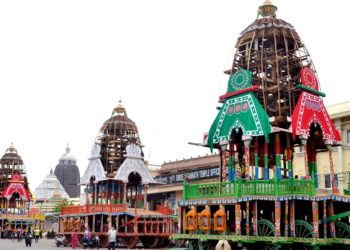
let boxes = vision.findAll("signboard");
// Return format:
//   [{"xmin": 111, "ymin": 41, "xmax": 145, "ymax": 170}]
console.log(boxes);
[{"xmin": 155, "ymin": 166, "xmax": 221, "ymax": 184}]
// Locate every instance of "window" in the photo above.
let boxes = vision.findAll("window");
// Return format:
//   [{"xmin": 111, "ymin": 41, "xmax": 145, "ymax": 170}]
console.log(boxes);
[
  {"xmin": 325, "ymin": 174, "xmax": 338, "ymax": 188},
  {"xmin": 347, "ymin": 129, "xmax": 350, "ymax": 144}
]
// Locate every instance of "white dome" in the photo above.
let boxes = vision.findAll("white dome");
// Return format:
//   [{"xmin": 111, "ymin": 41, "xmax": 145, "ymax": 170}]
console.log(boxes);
[{"xmin": 34, "ymin": 170, "xmax": 70, "ymax": 201}]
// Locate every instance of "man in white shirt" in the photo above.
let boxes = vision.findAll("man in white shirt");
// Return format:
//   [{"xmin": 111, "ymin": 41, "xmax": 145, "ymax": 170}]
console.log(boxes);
[{"xmin": 107, "ymin": 226, "xmax": 117, "ymax": 250}]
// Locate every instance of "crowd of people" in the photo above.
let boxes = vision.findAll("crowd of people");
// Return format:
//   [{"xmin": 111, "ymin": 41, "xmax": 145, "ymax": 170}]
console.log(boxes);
[{"xmin": 0, "ymin": 225, "xmax": 119, "ymax": 249}]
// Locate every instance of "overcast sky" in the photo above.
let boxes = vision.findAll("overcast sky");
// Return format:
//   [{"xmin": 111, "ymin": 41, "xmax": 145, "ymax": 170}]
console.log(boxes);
[{"xmin": 1, "ymin": 0, "xmax": 349, "ymax": 192}]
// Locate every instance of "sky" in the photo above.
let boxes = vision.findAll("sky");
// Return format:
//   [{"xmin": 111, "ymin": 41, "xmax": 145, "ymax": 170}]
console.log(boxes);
[{"xmin": 1, "ymin": 0, "xmax": 349, "ymax": 192}]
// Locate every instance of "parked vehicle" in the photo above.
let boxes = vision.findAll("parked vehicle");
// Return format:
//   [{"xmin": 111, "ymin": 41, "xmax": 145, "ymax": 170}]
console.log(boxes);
[
  {"xmin": 82, "ymin": 235, "xmax": 100, "ymax": 249},
  {"xmin": 55, "ymin": 234, "xmax": 67, "ymax": 247}
]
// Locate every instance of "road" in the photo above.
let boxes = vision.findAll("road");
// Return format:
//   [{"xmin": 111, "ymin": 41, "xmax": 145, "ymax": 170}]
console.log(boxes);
[{"xmin": 0, "ymin": 238, "xmax": 178, "ymax": 249}]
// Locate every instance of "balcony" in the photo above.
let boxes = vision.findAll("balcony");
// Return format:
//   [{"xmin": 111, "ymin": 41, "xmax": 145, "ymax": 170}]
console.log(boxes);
[{"xmin": 183, "ymin": 178, "xmax": 315, "ymax": 200}]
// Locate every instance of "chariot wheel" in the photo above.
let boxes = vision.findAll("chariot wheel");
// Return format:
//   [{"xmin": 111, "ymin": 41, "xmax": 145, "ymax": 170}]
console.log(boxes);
[
  {"xmin": 156, "ymin": 237, "xmax": 169, "ymax": 247},
  {"xmin": 189, "ymin": 239, "xmax": 198, "ymax": 250},
  {"xmin": 295, "ymin": 220, "xmax": 313, "ymax": 238},
  {"xmin": 254, "ymin": 219, "xmax": 275, "ymax": 236},
  {"xmin": 123, "ymin": 236, "xmax": 138, "ymax": 249},
  {"xmin": 335, "ymin": 221, "xmax": 350, "ymax": 239},
  {"xmin": 100, "ymin": 235, "xmax": 109, "ymax": 248},
  {"xmin": 65, "ymin": 235, "xmax": 72, "ymax": 247},
  {"xmin": 140, "ymin": 236, "xmax": 159, "ymax": 248},
  {"xmin": 201, "ymin": 240, "xmax": 216, "ymax": 250}
]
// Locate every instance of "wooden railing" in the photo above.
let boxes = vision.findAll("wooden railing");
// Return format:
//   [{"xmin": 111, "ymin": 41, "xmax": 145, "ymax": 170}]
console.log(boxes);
[
  {"xmin": 61, "ymin": 203, "xmax": 127, "ymax": 215},
  {"xmin": 0, "ymin": 213, "xmax": 45, "ymax": 221},
  {"xmin": 183, "ymin": 178, "xmax": 316, "ymax": 200}
]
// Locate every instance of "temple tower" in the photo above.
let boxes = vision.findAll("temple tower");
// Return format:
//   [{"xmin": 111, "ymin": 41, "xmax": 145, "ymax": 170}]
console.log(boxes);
[{"xmin": 54, "ymin": 144, "xmax": 80, "ymax": 198}]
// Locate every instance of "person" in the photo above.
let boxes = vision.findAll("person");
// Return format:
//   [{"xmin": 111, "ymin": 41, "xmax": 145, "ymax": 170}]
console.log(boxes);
[
  {"xmin": 71, "ymin": 230, "xmax": 78, "ymax": 249},
  {"xmin": 34, "ymin": 227, "xmax": 40, "ymax": 243},
  {"xmin": 17, "ymin": 227, "xmax": 21, "ymax": 241},
  {"xmin": 107, "ymin": 226, "xmax": 117, "ymax": 250},
  {"xmin": 20, "ymin": 227, "xmax": 24, "ymax": 242},
  {"xmin": 24, "ymin": 231, "xmax": 32, "ymax": 247}
]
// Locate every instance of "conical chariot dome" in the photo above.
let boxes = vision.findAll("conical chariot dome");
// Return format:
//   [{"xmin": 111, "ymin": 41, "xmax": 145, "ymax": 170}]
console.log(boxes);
[
  {"xmin": 97, "ymin": 99, "xmax": 143, "ymax": 175},
  {"xmin": 0, "ymin": 143, "xmax": 29, "ymax": 194},
  {"xmin": 228, "ymin": 0, "xmax": 317, "ymax": 125}
]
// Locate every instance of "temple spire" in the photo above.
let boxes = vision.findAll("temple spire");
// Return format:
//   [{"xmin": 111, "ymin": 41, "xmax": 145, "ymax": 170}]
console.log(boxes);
[
  {"xmin": 112, "ymin": 98, "xmax": 127, "ymax": 116},
  {"xmin": 257, "ymin": 0, "xmax": 277, "ymax": 18}
]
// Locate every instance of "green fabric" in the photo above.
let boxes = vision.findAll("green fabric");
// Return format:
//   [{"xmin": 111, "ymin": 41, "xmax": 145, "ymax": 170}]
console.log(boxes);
[
  {"xmin": 227, "ymin": 68, "xmax": 252, "ymax": 93},
  {"xmin": 208, "ymin": 68, "xmax": 270, "ymax": 151}
]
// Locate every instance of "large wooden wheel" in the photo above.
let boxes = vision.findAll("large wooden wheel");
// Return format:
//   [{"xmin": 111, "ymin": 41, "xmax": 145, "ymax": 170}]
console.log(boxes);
[
  {"xmin": 295, "ymin": 220, "xmax": 313, "ymax": 238},
  {"xmin": 257, "ymin": 243, "xmax": 274, "ymax": 250},
  {"xmin": 255, "ymin": 219, "xmax": 275, "ymax": 236},
  {"xmin": 189, "ymin": 239, "xmax": 198, "ymax": 250},
  {"xmin": 156, "ymin": 237, "xmax": 170, "ymax": 247},
  {"xmin": 201, "ymin": 240, "xmax": 216, "ymax": 250},
  {"xmin": 124, "ymin": 236, "xmax": 138, "ymax": 249},
  {"xmin": 100, "ymin": 234, "xmax": 109, "ymax": 248},
  {"xmin": 140, "ymin": 236, "xmax": 159, "ymax": 248},
  {"xmin": 335, "ymin": 221, "xmax": 350, "ymax": 239}
]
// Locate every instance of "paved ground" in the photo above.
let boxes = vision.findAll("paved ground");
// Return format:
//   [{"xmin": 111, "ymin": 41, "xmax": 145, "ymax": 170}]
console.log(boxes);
[
  {"xmin": 0, "ymin": 238, "xmax": 177, "ymax": 249},
  {"xmin": 0, "ymin": 238, "xmax": 58, "ymax": 249}
]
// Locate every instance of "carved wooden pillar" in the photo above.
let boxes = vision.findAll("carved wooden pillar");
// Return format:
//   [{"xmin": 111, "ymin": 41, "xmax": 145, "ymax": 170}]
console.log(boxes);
[
  {"xmin": 289, "ymin": 200, "xmax": 295, "ymax": 237},
  {"xmin": 284, "ymin": 200, "xmax": 289, "ymax": 236},
  {"xmin": 275, "ymin": 201, "xmax": 281, "ymax": 237},
  {"xmin": 328, "ymin": 201, "xmax": 335, "ymax": 238},
  {"xmin": 243, "ymin": 136, "xmax": 252, "ymax": 178},
  {"xmin": 246, "ymin": 201, "xmax": 250, "ymax": 235},
  {"xmin": 123, "ymin": 182, "xmax": 127, "ymax": 204},
  {"xmin": 323, "ymin": 200, "xmax": 327, "ymax": 238},
  {"xmin": 252, "ymin": 200, "xmax": 258, "ymax": 236},
  {"xmin": 327, "ymin": 144, "xmax": 339, "ymax": 194},
  {"xmin": 312, "ymin": 201, "xmax": 319, "ymax": 238},
  {"xmin": 92, "ymin": 215, "xmax": 96, "ymax": 232},
  {"xmin": 143, "ymin": 184, "xmax": 148, "ymax": 210},
  {"xmin": 275, "ymin": 133, "xmax": 281, "ymax": 180},
  {"xmin": 254, "ymin": 138, "xmax": 259, "ymax": 180},
  {"xmin": 235, "ymin": 203, "xmax": 241, "ymax": 235},
  {"xmin": 264, "ymin": 141, "xmax": 269, "ymax": 179},
  {"xmin": 220, "ymin": 140, "xmax": 228, "ymax": 182}
]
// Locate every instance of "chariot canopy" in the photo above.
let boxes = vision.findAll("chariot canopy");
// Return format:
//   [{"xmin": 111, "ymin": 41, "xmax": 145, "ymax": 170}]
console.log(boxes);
[
  {"xmin": 291, "ymin": 67, "xmax": 341, "ymax": 144},
  {"xmin": 80, "ymin": 143, "xmax": 106, "ymax": 185},
  {"xmin": 208, "ymin": 68, "xmax": 271, "ymax": 151},
  {"xmin": 114, "ymin": 144, "xmax": 156, "ymax": 184},
  {"xmin": 1, "ymin": 173, "xmax": 30, "ymax": 201}
]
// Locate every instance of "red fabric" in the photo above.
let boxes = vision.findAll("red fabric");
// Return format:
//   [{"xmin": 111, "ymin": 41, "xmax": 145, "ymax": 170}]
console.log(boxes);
[
  {"xmin": 1, "ymin": 182, "xmax": 30, "ymax": 200},
  {"xmin": 291, "ymin": 91, "xmax": 341, "ymax": 143},
  {"xmin": 300, "ymin": 67, "xmax": 320, "ymax": 91},
  {"xmin": 219, "ymin": 85, "xmax": 259, "ymax": 102}
]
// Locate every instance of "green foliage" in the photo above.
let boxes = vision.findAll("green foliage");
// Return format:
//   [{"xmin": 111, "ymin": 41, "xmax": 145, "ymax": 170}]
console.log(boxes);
[{"xmin": 53, "ymin": 200, "xmax": 73, "ymax": 213}]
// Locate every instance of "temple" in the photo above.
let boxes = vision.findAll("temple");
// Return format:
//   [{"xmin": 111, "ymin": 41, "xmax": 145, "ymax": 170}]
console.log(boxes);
[
  {"xmin": 174, "ymin": 1, "xmax": 350, "ymax": 249},
  {"xmin": 34, "ymin": 169, "xmax": 70, "ymax": 214},
  {"xmin": 0, "ymin": 144, "xmax": 44, "ymax": 235},
  {"xmin": 54, "ymin": 144, "xmax": 80, "ymax": 198}
]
